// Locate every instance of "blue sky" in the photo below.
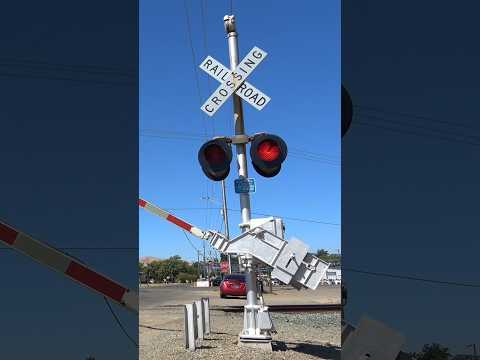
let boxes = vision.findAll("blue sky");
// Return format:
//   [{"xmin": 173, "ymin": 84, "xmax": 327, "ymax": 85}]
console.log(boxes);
[{"xmin": 140, "ymin": 1, "xmax": 340, "ymax": 262}]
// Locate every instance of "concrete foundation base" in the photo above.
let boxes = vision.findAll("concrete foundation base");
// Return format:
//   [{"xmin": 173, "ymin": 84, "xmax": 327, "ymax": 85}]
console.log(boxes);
[{"xmin": 237, "ymin": 336, "xmax": 273, "ymax": 352}]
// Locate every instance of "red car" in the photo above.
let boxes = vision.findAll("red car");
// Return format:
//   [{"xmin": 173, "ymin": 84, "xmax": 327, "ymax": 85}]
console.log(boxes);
[{"xmin": 219, "ymin": 273, "xmax": 247, "ymax": 298}]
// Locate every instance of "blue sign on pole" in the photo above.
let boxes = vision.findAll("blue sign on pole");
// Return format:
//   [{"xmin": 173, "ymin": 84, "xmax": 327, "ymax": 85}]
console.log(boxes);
[{"xmin": 234, "ymin": 178, "xmax": 256, "ymax": 194}]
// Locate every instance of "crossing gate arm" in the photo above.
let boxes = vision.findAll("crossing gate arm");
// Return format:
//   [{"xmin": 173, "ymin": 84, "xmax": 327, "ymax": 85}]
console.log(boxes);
[
  {"xmin": 0, "ymin": 220, "xmax": 138, "ymax": 313},
  {"xmin": 138, "ymin": 198, "xmax": 212, "ymax": 240}
]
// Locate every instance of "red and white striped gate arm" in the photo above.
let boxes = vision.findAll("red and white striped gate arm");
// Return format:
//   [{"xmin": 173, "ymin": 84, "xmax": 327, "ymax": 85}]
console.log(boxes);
[
  {"xmin": 0, "ymin": 220, "xmax": 138, "ymax": 313},
  {"xmin": 138, "ymin": 198, "xmax": 210, "ymax": 240}
]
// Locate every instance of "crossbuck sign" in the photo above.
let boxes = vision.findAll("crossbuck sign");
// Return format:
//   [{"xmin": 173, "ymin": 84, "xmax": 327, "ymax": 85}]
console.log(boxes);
[{"xmin": 200, "ymin": 46, "xmax": 270, "ymax": 116}]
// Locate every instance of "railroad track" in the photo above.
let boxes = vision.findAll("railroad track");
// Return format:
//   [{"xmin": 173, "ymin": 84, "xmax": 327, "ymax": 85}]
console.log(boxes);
[
  {"xmin": 143, "ymin": 303, "xmax": 342, "ymax": 312},
  {"xmin": 212, "ymin": 303, "xmax": 342, "ymax": 312}
]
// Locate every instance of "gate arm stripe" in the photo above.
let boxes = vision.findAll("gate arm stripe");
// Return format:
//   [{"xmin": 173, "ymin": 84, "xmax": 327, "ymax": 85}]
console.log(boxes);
[
  {"xmin": 0, "ymin": 221, "xmax": 138, "ymax": 313},
  {"xmin": 139, "ymin": 198, "xmax": 209, "ymax": 239}
]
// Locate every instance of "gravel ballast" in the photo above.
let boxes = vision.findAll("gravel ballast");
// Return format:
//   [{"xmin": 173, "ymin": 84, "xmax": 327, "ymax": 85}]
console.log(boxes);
[{"xmin": 140, "ymin": 308, "xmax": 340, "ymax": 360}]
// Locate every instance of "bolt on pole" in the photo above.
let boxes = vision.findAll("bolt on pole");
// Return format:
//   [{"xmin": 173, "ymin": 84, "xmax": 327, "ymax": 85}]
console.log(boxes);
[{"xmin": 224, "ymin": 14, "xmax": 263, "ymax": 342}]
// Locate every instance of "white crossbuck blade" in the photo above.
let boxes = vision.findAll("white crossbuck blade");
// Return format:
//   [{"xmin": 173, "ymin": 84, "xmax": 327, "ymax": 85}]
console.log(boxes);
[
  {"xmin": 200, "ymin": 46, "xmax": 269, "ymax": 117},
  {"xmin": 0, "ymin": 220, "xmax": 138, "ymax": 313},
  {"xmin": 199, "ymin": 55, "xmax": 271, "ymax": 111},
  {"xmin": 139, "ymin": 198, "xmax": 330, "ymax": 290}
]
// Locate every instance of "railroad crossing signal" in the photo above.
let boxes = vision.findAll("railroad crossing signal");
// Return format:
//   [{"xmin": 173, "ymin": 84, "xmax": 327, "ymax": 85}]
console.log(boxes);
[
  {"xmin": 197, "ymin": 138, "xmax": 233, "ymax": 181},
  {"xmin": 200, "ymin": 46, "xmax": 268, "ymax": 116},
  {"xmin": 250, "ymin": 133, "xmax": 288, "ymax": 177}
]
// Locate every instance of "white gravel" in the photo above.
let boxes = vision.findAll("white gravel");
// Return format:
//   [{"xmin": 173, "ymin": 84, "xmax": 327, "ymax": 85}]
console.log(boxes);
[{"xmin": 140, "ymin": 308, "xmax": 340, "ymax": 360}]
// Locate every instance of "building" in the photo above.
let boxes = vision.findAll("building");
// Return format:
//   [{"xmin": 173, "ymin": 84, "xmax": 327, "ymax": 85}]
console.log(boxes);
[{"xmin": 324, "ymin": 268, "xmax": 341, "ymax": 285}]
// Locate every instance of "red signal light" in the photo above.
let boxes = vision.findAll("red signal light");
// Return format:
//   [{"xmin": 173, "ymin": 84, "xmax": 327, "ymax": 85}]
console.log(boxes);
[
  {"xmin": 250, "ymin": 133, "xmax": 287, "ymax": 178},
  {"xmin": 257, "ymin": 140, "xmax": 281, "ymax": 162},
  {"xmin": 198, "ymin": 138, "xmax": 232, "ymax": 181},
  {"xmin": 205, "ymin": 144, "xmax": 226, "ymax": 165}
]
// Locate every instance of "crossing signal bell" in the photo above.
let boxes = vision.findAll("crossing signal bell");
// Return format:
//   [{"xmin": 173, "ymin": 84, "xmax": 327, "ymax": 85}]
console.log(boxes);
[
  {"xmin": 250, "ymin": 134, "xmax": 287, "ymax": 177},
  {"xmin": 198, "ymin": 138, "xmax": 232, "ymax": 181}
]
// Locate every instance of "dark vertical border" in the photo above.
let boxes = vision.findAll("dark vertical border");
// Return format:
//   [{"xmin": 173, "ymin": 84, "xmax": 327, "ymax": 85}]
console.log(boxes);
[
  {"xmin": 343, "ymin": 1, "xmax": 480, "ymax": 358},
  {"xmin": 0, "ymin": 1, "xmax": 138, "ymax": 359}
]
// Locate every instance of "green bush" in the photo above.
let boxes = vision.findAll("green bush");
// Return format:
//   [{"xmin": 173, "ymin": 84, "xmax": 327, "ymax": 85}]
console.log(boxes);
[{"xmin": 176, "ymin": 272, "xmax": 197, "ymax": 283}]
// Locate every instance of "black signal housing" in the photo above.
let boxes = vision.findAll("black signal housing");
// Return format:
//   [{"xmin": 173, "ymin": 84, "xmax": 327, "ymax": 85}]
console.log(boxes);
[
  {"xmin": 198, "ymin": 138, "xmax": 233, "ymax": 181},
  {"xmin": 249, "ymin": 133, "xmax": 288, "ymax": 178}
]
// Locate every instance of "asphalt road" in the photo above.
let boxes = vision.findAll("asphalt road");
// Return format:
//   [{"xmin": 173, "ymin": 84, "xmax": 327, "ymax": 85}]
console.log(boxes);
[{"xmin": 140, "ymin": 283, "xmax": 340, "ymax": 310}]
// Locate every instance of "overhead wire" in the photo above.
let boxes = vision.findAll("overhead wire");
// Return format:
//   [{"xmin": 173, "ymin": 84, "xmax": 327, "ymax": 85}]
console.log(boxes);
[
  {"xmin": 0, "ymin": 59, "xmax": 135, "ymax": 78},
  {"xmin": 0, "ymin": 57, "xmax": 135, "ymax": 74},
  {"xmin": 0, "ymin": 70, "xmax": 134, "ymax": 87},
  {"xmin": 183, "ymin": 0, "xmax": 212, "ymax": 258},
  {"xmin": 356, "ymin": 113, "xmax": 480, "ymax": 144},
  {"xmin": 181, "ymin": 230, "xmax": 200, "ymax": 253},
  {"xmin": 103, "ymin": 297, "xmax": 138, "ymax": 348},
  {"xmin": 354, "ymin": 104, "xmax": 477, "ymax": 130},
  {"xmin": 354, "ymin": 117, "xmax": 480, "ymax": 148},
  {"xmin": 163, "ymin": 207, "xmax": 340, "ymax": 227},
  {"xmin": 140, "ymin": 130, "xmax": 341, "ymax": 166},
  {"xmin": 352, "ymin": 103, "xmax": 480, "ymax": 147},
  {"xmin": 343, "ymin": 268, "xmax": 480, "ymax": 288}
]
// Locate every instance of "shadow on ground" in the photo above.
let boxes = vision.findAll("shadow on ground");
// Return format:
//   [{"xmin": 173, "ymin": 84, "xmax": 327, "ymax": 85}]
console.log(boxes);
[
  {"xmin": 273, "ymin": 341, "xmax": 340, "ymax": 359},
  {"xmin": 139, "ymin": 324, "xmax": 181, "ymax": 332}
]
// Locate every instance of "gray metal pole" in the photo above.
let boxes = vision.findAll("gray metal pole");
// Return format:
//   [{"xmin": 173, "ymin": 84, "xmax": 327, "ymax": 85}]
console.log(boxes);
[
  {"xmin": 224, "ymin": 14, "xmax": 259, "ymax": 341},
  {"xmin": 220, "ymin": 180, "xmax": 232, "ymax": 274},
  {"xmin": 197, "ymin": 250, "xmax": 201, "ymax": 279}
]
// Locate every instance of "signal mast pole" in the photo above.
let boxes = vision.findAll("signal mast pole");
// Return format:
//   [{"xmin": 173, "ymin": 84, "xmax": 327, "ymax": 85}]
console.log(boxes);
[
  {"xmin": 220, "ymin": 180, "xmax": 232, "ymax": 273},
  {"xmin": 224, "ymin": 14, "xmax": 263, "ymax": 344}
]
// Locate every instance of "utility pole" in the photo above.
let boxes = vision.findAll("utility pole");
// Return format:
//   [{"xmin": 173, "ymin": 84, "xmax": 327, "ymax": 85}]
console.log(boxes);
[
  {"xmin": 203, "ymin": 242, "xmax": 206, "ymax": 279},
  {"xmin": 224, "ymin": 14, "xmax": 266, "ymax": 346},
  {"xmin": 197, "ymin": 250, "xmax": 201, "ymax": 279},
  {"xmin": 220, "ymin": 180, "xmax": 232, "ymax": 273}
]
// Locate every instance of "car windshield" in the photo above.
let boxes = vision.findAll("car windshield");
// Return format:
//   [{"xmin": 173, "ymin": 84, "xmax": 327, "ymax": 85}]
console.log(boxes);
[{"xmin": 224, "ymin": 274, "xmax": 245, "ymax": 281}]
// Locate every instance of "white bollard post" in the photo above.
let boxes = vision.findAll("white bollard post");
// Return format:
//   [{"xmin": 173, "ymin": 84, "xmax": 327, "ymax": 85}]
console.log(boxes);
[
  {"xmin": 184, "ymin": 303, "xmax": 197, "ymax": 351},
  {"xmin": 194, "ymin": 300, "xmax": 204, "ymax": 341},
  {"xmin": 202, "ymin": 297, "xmax": 210, "ymax": 335}
]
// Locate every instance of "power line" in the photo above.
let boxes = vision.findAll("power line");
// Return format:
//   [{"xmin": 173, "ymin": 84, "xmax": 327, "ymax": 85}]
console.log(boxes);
[
  {"xmin": 354, "ymin": 118, "xmax": 480, "ymax": 148},
  {"xmin": 0, "ymin": 57, "xmax": 135, "ymax": 74},
  {"xmin": 183, "ymin": 0, "xmax": 203, "ymax": 108},
  {"xmin": 103, "ymin": 297, "xmax": 138, "ymax": 348},
  {"xmin": 355, "ymin": 104, "xmax": 477, "ymax": 130},
  {"xmin": 0, "ymin": 70, "xmax": 135, "ymax": 87},
  {"xmin": 183, "ymin": 0, "xmax": 213, "ymax": 238},
  {"xmin": 161, "ymin": 207, "xmax": 340, "ymax": 227},
  {"xmin": 140, "ymin": 131, "xmax": 341, "ymax": 165},
  {"xmin": 289, "ymin": 146, "xmax": 340, "ymax": 162},
  {"xmin": 357, "ymin": 113, "xmax": 480, "ymax": 144},
  {"xmin": 0, "ymin": 61, "xmax": 135, "ymax": 78},
  {"xmin": 344, "ymin": 268, "xmax": 480, "ymax": 288},
  {"xmin": 182, "ymin": 230, "xmax": 200, "ymax": 253},
  {"xmin": 141, "ymin": 130, "xmax": 340, "ymax": 160}
]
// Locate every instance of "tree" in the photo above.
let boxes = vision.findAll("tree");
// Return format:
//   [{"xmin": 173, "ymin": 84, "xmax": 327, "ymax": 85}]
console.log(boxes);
[
  {"xmin": 143, "ymin": 255, "xmax": 199, "ymax": 282},
  {"xmin": 412, "ymin": 343, "xmax": 451, "ymax": 360},
  {"xmin": 314, "ymin": 249, "xmax": 341, "ymax": 265}
]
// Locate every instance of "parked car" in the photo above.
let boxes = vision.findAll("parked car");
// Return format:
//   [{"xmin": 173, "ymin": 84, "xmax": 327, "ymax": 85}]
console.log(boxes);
[{"xmin": 220, "ymin": 273, "xmax": 246, "ymax": 298}]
